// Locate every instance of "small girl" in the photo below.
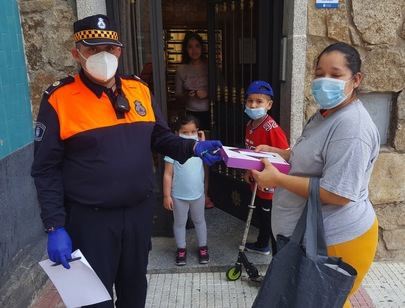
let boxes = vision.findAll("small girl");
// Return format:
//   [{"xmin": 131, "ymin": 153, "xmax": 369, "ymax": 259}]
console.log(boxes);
[{"xmin": 163, "ymin": 115, "xmax": 209, "ymax": 266}]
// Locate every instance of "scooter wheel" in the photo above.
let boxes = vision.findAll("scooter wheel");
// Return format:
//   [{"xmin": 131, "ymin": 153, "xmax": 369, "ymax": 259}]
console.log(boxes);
[{"xmin": 226, "ymin": 266, "xmax": 242, "ymax": 281}]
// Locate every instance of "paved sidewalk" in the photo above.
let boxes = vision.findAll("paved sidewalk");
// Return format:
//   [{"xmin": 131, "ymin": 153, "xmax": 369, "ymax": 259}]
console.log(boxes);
[
  {"xmin": 146, "ymin": 272, "xmax": 258, "ymax": 308},
  {"xmin": 31, "ymin": 263, "xmax": 404, "ymax": 308},
  {"xmin": 30, "ymin": 208, "xmax": 405, "ymax": 307},
  {"xmin": 148, "ymin": 208, "xmax": 270, "ymax": 274},
  {"xmin": 362, "ymin": 262, "xmax": 405, "ymax": 307},
  {"xmin": 146, "ymin": 272, "xmax": 373, "ymax": 308},
  {"xmin": 145, "ymin": 262, "xmax": 405, "ymax": 307}
]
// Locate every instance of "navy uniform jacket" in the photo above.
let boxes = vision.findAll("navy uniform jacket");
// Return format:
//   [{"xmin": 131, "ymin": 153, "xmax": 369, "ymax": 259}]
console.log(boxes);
[{"xmin": 32, "ymin": 70, "xmax": 195, "ymax": 229}]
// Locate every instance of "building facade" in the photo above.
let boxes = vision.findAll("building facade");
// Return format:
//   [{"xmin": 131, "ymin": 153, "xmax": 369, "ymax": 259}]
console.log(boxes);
[
  {"xmin": 0, "ymin": 0, "xmax": 404, "ymax": 305},
  {"xmin": 19, "ymin": 0, "xmax": 405, "ymax": 260}
]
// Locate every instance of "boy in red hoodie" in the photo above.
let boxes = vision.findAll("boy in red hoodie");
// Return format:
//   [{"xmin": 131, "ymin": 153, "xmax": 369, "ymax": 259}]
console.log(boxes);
[{"xmin": 243, "ymin": 81, "xmax": 289, "ymax": 255}]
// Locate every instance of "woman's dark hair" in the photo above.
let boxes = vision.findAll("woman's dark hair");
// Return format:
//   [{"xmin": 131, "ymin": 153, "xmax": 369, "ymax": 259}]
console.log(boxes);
[
  {"xmin": 173, "ymin": 114, "xmax": 200, "ymax": 132},
  {"xmin": 181, "ymin": 32, "xmax": 205, "ymax": 64},
  {"xmin": 316, "ymin": 42, "xmax": 362, "ymax": 75}
]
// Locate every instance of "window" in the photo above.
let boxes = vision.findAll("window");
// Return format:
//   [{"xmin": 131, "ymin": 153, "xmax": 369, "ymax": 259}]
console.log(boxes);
[{"xmin": 359, "ymin": 93, "xmax": 392, "ymax": 145}]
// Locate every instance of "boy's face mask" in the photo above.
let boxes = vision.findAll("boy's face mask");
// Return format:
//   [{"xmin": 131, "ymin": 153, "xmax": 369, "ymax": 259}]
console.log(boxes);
[
  {"xmin": 77, "ymin": 50, "xmax": 118, "ymax": 82},
  {"xmin": 244, "ymin": 107, "xmax": 268, "ymax": 120}
]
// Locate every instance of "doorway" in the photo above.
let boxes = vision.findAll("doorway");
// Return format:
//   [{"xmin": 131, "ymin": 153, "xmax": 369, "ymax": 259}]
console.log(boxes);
[
  {"xmin": 207, "ymin": 0, "xmax": 284, "ymax": 221},
  {"xmin": 106, "ymin": 0, "xmax": 284, "ymax": 228}
]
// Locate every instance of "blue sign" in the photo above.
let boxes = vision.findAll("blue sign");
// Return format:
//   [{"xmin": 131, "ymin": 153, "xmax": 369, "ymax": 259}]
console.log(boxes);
[{"xmin": 316, "ymin": 0, "xmax": 339, "ymax": 8}]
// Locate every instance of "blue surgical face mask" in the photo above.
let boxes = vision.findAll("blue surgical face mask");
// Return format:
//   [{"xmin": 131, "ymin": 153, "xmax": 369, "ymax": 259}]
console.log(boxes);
[
  {"xmin": 311, "ymin": 77, "xmax": 353, "ymax": 109},
  {"xmin": 179, "ymin": 133, "xmax": 199, "ymax": 141},
  {"xmin": 244, "ymin": 107, "xmax": 267, "ymax": 120}
]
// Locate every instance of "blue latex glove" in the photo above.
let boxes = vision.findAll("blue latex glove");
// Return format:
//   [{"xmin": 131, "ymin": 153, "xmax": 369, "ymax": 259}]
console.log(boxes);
[
  {"xmin": 47, "ymin": 227, "xmax": 73, "ymax": 269},
  {"xmin": 194, "ymin": 140, "xmax": 223, "ymax": 166}
]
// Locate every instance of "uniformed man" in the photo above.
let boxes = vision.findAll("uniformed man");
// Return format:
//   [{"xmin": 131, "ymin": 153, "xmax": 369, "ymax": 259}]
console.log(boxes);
[{"xmin": 31, "ymin": 14, "xmax": 222, "ymax": 308}]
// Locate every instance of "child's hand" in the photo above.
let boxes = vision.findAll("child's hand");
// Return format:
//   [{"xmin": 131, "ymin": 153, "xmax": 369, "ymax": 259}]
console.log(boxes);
[
  {"xmin": 198, "ymin": 130, "xmax": 206, "ymax": 141},
  {"xmin": 243, "ymin": 171, "xmax": 254, "ymax": 184},
  {"xmin": 196, "ymin": 89, "xmax": 207, "ymax": 99},
  {"xmin": 255, "ymin": 145, "xmax": 291, "ymax": 161},
  {"xmin": 255, "ymin": 145, "xmax": 275, "ymax": 152},
  {"xmin": 163, "ymin": 196, "xmax": 174, "ymax": 211}
]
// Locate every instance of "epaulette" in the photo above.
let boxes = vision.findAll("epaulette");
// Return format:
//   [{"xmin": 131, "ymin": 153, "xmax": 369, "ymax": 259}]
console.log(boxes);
[
  {"xmin": 120, "ymin": 74, "xmax": 149, "ymax": 87},
  {"xmin": 44, "ymin": 76, "xmax": 75, "ymax": 96}
]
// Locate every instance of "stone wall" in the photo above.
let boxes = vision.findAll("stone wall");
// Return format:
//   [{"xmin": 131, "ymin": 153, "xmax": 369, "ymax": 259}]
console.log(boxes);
[
  {"xmin": 19, "ymin": 0, "xmax": 77, "ymax": 120},
  {"xmin": 306, "ymin": 0, "xmax": 405, "ymax": 260}
]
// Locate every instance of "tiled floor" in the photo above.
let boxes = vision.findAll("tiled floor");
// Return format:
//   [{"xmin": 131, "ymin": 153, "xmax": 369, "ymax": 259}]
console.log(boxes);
[
  {"xmin": 32, "ymin": 264, "xmax": 405, "ymax": 308},
  {"xmin": 29, "ymin": 209, "xmax": 405, "ymax": 307},
  {"xmin": 146, "ymin": 272, "xmax": 257, "ymax": 308},
  {"xmin": 30, "ymin": 281, "xmax": 64, "ymax": 308},
  {"xmin": 362, "ymin": 262, "xmax": 405, "ymax": 308},
  {"xmin": 351, "ymin": 287, "xmax": 375, "ymax": 308},
  {"xmin": 145, "ymin": 272, "xmax": 379, "ymax": 308}
]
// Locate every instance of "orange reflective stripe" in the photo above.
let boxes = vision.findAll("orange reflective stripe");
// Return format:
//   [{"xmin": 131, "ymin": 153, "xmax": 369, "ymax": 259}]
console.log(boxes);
[
  {"xmin": 48, "ymin": 75, "xmax": 156, "ymax": 140},
  {"xmin": 121, "ymin": 78, "xmax": 156, "ymax": 123}
]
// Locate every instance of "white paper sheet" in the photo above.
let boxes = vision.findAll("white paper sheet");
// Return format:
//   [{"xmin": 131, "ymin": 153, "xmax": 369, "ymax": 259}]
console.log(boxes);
[
  {"xmin": 39, "ymin": 249, "xmax": 111, "ymax": 308},
  {"xmin": 236, "ymin": 149, "xmax": 287, "ymax": 162}
]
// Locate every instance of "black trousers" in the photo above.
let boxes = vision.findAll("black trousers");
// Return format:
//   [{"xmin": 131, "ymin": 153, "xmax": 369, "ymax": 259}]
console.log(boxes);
[
  {"xmin": 66, "ymin": 195, "xmax": 154, "ymax": 308},
  {"xmin": 254, "ymin": 197, "xmax": 277, "ymax": 255}
]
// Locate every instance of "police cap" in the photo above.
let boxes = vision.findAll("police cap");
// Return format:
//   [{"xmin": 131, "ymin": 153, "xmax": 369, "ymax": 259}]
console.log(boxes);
[{"xmin": 73, "ymin": 14, "xmax": 123, "ymax": 47}]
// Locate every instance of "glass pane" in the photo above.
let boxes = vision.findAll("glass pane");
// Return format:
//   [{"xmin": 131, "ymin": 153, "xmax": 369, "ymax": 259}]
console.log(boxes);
[
  {"xmin": 132, "ymin": 1, "xmax": 154, "ymax": 91},
  {"xmin": 359, "ymin": 93, "xmax": 392, "ymax": 145}
]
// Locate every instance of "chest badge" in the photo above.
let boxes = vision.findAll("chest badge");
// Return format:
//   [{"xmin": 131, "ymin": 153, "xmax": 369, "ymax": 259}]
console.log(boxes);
[{"xmin": 134, "ymin": 100, "xmax": 147, "ymax": 116}]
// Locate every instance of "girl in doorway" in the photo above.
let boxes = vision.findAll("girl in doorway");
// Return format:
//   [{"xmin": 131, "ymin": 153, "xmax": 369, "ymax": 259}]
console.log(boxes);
[
  {"xmin": 176, "ymin": 31, "xmax": 215, "ymax": 209},
  {"xmin": 163, "ymin": 115, "xmax": 209, "ymax": 266},
  {"xmin": 176, "ymin": 32, "xmax": 209, "ymax": 129}
]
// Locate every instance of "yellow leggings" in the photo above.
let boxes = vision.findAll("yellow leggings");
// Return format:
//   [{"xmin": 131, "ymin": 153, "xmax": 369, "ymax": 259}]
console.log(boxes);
[{"xmin": 327, "ymin": 218, "xmax": 378, "ymax": 308}]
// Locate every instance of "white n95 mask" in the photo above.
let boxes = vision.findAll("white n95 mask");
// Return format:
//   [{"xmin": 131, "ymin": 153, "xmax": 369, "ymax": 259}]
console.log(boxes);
[{"xmin": 78, "ymin": 50, "xmax": 118, "ymax": 82}]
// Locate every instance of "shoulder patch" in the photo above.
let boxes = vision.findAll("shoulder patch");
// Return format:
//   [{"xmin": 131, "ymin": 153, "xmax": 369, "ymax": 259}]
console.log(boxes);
[
  {"xmin": 120, "ymin": 74, "xmax": 149, "ymax": 87},
  {"xmin": 44, "ymin": 76, "xmax": 75, "ymax": 96},
  {"xmin": 34, "ymin": 122, "xmax": 46, "ymax": 141}
]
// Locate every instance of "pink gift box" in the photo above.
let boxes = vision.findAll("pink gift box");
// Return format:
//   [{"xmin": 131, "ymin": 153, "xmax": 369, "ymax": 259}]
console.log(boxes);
[{"xmin": 220, "ymin": 146, "xmax": 290, "ymax": 173}]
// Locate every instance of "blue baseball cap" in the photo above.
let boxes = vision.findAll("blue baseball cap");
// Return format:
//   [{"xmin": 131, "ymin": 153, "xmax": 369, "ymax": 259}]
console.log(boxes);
[{"xmin": 245, "ymin": 80, "xmax": 274, "ymax": 99}]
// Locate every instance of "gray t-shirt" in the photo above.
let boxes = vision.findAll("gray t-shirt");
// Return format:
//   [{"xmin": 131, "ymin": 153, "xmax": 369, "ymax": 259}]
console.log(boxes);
[
  {"xmin": 272, "ymin": 100, "xmax": 380, "ymax": 245},
  {"xmin": 175, "ymin": 63, "xmax": 209, "ymax": 112}
]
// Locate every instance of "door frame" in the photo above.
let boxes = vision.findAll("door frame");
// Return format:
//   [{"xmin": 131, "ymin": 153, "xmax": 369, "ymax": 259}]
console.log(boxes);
[
  {"xmin": 206, "ymin": 0, "xmax": 287, "ymax": 220},
  {"xmin": 105, "ymin": 0, "xmax": 172, "ymax": 236},
  {"xmin": 149, "ymin": 0, "xmax": 168, "ymax": 117},
  {"xmin": 89, "ymin": 0, "xmax": 309, "ymax": 143},
  {"xmin": 279, "ymin": 0, "xmax": 308, "ymax": 145},
  {"xmin": 207, "ymin": 0, "xmax": 285, "ymax": 142},
  {"xmin": 106, "ymin": 0, "xmax": 168, "ymax": 117},
  {"xmin": 100, "ymin": 0, "xmax": 309, "ymax": 223}
]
